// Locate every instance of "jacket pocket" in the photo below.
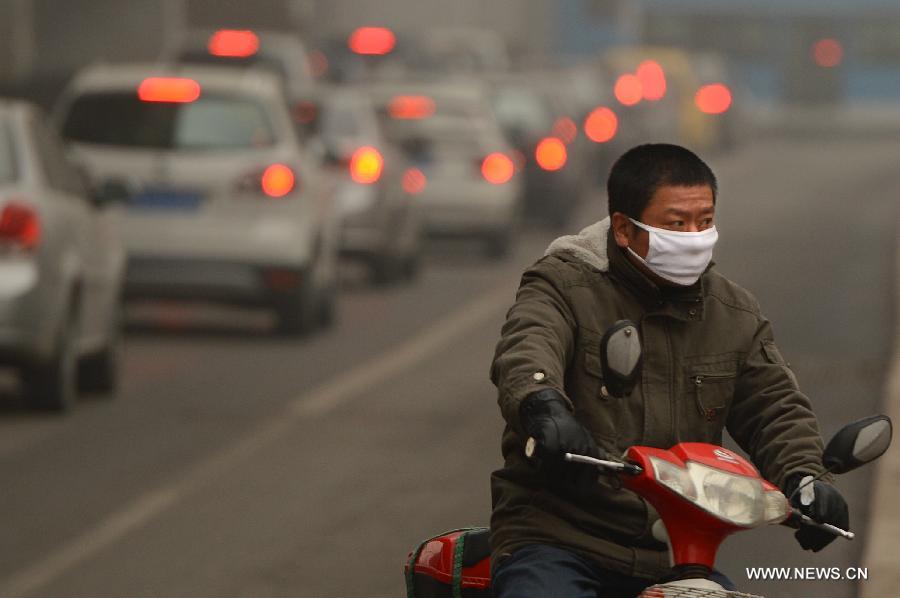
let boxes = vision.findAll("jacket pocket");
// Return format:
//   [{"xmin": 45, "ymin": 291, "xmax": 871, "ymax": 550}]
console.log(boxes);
[
  {"xmin": 684, "ymin": 367, "xmax": 736, "ymax": 442},
  {"xmin": 690, "ymin": 372, "xmax": 735, "ymax": 421}
]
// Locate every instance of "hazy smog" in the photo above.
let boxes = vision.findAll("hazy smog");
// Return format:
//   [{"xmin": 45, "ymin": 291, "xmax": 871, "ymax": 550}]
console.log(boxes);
[{"xmin": 0, "ymin": 2, "xmax": 897, "ymax": 597}]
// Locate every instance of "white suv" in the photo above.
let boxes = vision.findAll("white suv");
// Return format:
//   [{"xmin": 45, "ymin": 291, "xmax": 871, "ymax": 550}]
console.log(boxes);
[
  {"xmin": 55, "ymin": 64, "xmax": 340, "ymax": 334},
  {"xmin": 0, "ymin": 99, "xmax": 125, "ymax": 411}
]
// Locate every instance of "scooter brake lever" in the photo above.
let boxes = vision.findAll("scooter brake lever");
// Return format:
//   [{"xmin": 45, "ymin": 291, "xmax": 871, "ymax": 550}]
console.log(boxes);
[
  {"xmin": 789, "ymin": 508, "xmax": 855, "ymax": 540},
  {"xmin": 564, "ymin": 453, "xmax": 643, "ymax": 476}
]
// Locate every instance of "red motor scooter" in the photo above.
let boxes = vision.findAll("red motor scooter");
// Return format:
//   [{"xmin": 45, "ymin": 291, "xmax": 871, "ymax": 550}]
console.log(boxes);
[
  {"xmin": 405, "ymin": 414, "xmax": 891, "ymax": 598},
  {"xmin": 406, "ymin": 321, "xmax": 893, "ymax": 597}
]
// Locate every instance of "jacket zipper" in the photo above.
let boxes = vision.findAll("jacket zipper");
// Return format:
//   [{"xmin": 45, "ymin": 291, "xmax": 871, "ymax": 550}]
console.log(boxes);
[{"xmin": 693, "ymin": 373, "xmax": 734, "ymax": 421}]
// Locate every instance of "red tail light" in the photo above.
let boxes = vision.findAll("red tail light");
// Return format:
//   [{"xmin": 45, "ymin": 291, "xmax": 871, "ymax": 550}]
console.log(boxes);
[
  {"xmin": 552, "ymin": 117, "xmax": 578, "ymax": 144},
  {"xmin": 348, "ymin": 27, "xmax": 396, "ymax": 55},
  {"xmin": 138, "ymin": 78, "xmax": 201, "ymax": 103},
  {"xmin": 388, "ymin": 95, "xmax": 435, "ymax": 120},
  {"xmin": 636, "ymin": 60, "xmax": 667, "ymax": 101},
  {"xmin": 402, "ymin": 167, "xmax": 427, "ymax": 194},
  {"xmin": 812, "ymin": 38, "xmax": 843, "ymax": 68},
  {"xmin": 208, "ymin": 30, "xmax": 259, "ymax": 57},
  {"xmin": 535, "ymin": 137, "xmax": 567, "ymax": 171},
  {"xmin": 481, "ymin": 153, "xmax": 515, "ymax": 185},
  {"xmin": 614, "ymin": 74, "xmax": 643, "ymax": 107},
  {"xmin": 292, "ymin": 101, "xmax": 318, "ymax": 124},
  {"xmin": 261, "ymin": 164, "xmax": 296, "ymax": 197},
  {"xmin": 350, "ymin": 147, "xmax": 384, "ymax": 184},
  {"xmin": 584, "ymin": 107, "xmax": 618, "ymax": 143},
  {"xmin": 0, "ymin": 201, "xmax": 40, "ymax": 251},
  {"xmin": 695, "ymin": 84, "xmax": 733, "ymax": 115},
  {"xmin": 309, "ymin": 49, "xmax": 329, "ymax": 78}
]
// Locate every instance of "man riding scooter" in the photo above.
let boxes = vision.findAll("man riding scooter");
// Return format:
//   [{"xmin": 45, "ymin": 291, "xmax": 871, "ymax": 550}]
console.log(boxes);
[{"xmin": 489, "ymin": 143, "xmax": 848, "ymax": 596}]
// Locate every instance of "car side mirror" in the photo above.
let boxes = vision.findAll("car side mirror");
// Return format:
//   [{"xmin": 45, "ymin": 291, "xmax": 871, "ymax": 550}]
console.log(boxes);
[
  {"xmin": 599, "ymin": 320, "xmax": 642, "ymax": 398},
  {"xmin": 823, "ymin": 415, "xmax": 892, "ymax": 474}
]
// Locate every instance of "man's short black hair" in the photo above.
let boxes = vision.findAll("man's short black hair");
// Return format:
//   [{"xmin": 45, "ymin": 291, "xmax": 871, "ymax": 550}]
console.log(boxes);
[{"xmin": 607, "ymin": 143, "xmax": 717, "ymax": 219}]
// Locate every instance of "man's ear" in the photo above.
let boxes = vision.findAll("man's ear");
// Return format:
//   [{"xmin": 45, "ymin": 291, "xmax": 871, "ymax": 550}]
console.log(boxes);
[{"xmin": 610, "ymin": 213, "xmax": 632, "ymax": 248}]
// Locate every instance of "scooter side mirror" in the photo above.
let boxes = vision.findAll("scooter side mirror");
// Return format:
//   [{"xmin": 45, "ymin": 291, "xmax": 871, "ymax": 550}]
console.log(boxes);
[
  {"xmin": 823, "ymin": 415, "xmax": 892, "ymax": 474},
  {"xmin": 599, "ymin": 320, "xmax": 641, "ymax": 398}
]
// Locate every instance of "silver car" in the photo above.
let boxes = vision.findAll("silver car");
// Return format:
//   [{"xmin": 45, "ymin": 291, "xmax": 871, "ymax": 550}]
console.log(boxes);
[
  {"xmin": 368, "ymin": 79, "xmax": 522, "ymax": 258},
  {"xmin": 317, "ymin": 85, "xmax": 423, "ymax": 283},
  {"xmin": 54, "ymin": 64, "xmax": 340, "ymax": 335},
  {"xmin": 0, "ymin": 99, "xmax": 125, "ymax": 411}
]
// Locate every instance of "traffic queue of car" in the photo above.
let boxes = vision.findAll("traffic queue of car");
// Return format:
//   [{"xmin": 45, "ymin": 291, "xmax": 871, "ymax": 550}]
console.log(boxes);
[{"xmin": 0, "ymin": 26, "xmax": 739, "ymax": 412}]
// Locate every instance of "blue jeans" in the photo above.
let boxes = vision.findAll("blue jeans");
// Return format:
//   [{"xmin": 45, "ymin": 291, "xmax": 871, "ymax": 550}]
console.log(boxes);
[{"xmin": 492, "ymin": 544, "xmax": 736, "ymax": 598}]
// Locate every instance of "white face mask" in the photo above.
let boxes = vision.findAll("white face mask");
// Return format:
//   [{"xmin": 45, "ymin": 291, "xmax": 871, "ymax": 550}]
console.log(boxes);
[{"xmin": 627, "ymin": 218, "xmax": 718, "ymax": 286}]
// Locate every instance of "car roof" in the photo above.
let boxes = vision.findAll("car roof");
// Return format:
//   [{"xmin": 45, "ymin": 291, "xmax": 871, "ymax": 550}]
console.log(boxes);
[
  {"xmin": 66, "ymin": 63, "xmax": 286, "ymax": 99},
  {"xmin": 174, "ymin": 28, "xmax": 307, "ymax": 54},
  {"xmin": 365, "ymin": 78, "xmax": 489, "ymax": 102}
]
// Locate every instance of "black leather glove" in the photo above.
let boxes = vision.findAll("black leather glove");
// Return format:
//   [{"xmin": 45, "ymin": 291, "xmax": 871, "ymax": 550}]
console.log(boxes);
[
  {"xmin": 520, "ymin": 389, "xmax": 602, "ymax": 495},
  {"xmin": 785, "ymin": 474, "xmax": 850, "ymax": 552}
]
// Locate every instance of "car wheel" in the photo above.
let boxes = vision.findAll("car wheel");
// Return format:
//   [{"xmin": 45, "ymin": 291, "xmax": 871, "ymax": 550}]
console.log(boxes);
[
  {"xmin": 318, "ymin": 284, "xmax": 337, "ymax": 328},
  {"xmin": 370, "ymin": 253, "xmax": 403, "ymax": 286},
  {"xmin": 78, "ymin": 306, "xmax": 122, "ymax": 395},
  {"xmin": 401, "ymin": 252, "xmax": 421, "ymax": 281},
  {"xmin": 78, "ymin": 341, "xmax": 120, "ymax": 395},
  {"xmin": 24, "ymin": 317, "xmax": 78, "ymax": 412},
  {"xmin": 274, "ymin": 283, "xmax": 318, "ymax": 336}
]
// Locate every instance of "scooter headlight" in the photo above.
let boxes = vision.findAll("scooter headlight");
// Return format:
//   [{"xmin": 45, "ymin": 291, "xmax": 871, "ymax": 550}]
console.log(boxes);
[
  {"xmin": 650, "ymin": 456, "xmax": 697, "ymax": 501},
  {"xmin": 650, "ymin": 457, "xmax": 780, "ymax": 527},
  {"xmin": 694, "ymin": 464, "xmax": 763, "ymax": 526}
]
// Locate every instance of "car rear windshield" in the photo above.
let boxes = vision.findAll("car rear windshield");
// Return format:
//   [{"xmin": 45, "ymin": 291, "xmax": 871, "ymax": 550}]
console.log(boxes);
[
  {"xmin": 177, "ymin": 51, "xmax": 290, "ymax": 84},
  {"xmin": 0, "ymin": 118, "xmax": 16, "ymax": 183},
  {"xmin": 61, "ymin": 92, "xmax": 276, "ymax": 151}
]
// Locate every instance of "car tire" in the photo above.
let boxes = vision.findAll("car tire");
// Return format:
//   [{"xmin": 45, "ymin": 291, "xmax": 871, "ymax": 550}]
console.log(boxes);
[
  {"xmin": 401, "ymin": 252, "xmax": 421, "ymax": 281},
  {"xmin": 274, "ymin": 283, "xmax": 319, "ymax": 336},
  {"xmin": 318, "ymin": 284, "xmax": 337, "ymax": 328},
  {"xmin": 78, "ymin": 342, "xmax": 120, "ymax": 395},
  {"xmin": 78, "ymin": 306, "xmax": 122, "ymax": 395},
  {"xmin": 370, "ymin": 254, "xmax": 403, "ymax": 286},
  {"xmin": 24, "ymin": 317, "xmax": 78, "ymax": 412}
]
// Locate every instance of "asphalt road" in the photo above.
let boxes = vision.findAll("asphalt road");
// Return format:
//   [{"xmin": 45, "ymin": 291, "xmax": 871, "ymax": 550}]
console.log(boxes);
[{"xmin": 0, "ymin": 137, "xmax": 896, "ymax": 598}]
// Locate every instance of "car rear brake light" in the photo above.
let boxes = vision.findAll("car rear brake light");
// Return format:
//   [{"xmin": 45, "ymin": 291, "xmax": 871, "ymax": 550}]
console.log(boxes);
[
  {"xmin": 208, "ymin": 29, "xmax": 260, "ymax": 57},
  {"xmin": 402, "ymin": 167, "xmax": 427, "ymax": 194},
  {"xmin": 348, "ymin": 27, "xmax": 396, "ymax": 55},
  {"xmin": 481, "ymin": 153, "xmax": 514, "ymax": 185},
  {"xmin": 636, "ymin": 60, "xmax": 667, "ymax": 101},
  {"xmin": 388, "ymin": 95, "xmax": 435, "ymax": 120},
  {"xmin": 552, "ymin": 117, "xmax": 578, "ymax": 144},
  {"xmin": 261, "ymin": 164, "xmax": 296, "ymax": 197},
  {"xmin": 535, "ymin": 137, "xmax": 567, "ymax": 171},
  {"xmin": 138, "ymin": 78, "xmax": 201, "ymax": 103},
  {"xmin": 350, "ymin": 147, "xmax": 384, "ymax": 184},
  {"xmin": 584, "ymin": 106, "xmax": 618, "ymax": 143},
  {"xmin": 309, "ymin": 49, "xmax": 329, "ymax": 78},
  {"xmin": 695, "ymin": 84, "xmax": 733, "ymax": 115},
  {"xmin": 292, "ymin": 101, "xmax": 318, "ymax": 124},
  {"xmin": 0, "ymin": 201, "xmax": 40, "ymax": 251},
  {"xmin": 614, "ymin": 73, "xmax": 643, "ymax": 107}
]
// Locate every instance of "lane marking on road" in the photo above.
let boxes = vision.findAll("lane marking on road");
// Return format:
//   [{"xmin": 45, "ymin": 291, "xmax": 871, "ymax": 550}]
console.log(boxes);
[{"xmin": 0, "ymin": 283, "xmax": 514, "ymax": 598}]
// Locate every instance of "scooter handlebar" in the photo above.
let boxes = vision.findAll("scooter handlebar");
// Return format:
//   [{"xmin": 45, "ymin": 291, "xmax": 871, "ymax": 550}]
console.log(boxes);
[
  {"xmin": 564, "ymin": 452, "xmax": 644, "ymax": 476},
  {"xmin": 788, "ymin": 508, "xmax": 855, "ymax": 540},
  {"xmin": 523, "ymin": 437, "xmax": 642, "ymax": 475}
]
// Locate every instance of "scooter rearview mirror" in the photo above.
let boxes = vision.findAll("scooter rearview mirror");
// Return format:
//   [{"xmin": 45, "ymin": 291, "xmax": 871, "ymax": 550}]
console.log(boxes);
[
  {"xmin": 823, "ymin": 414, "xmax": 892, "ymax": 474},
  {"xmin": 599, "ymin": 320, "xmax": 641, "ymax": 398}
]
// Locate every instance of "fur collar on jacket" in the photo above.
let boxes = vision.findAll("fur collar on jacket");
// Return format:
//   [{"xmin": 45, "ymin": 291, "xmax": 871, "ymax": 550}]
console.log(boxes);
[{"xmin": 544, "ymin": 217, "xmax": 611, "ymax": 272}]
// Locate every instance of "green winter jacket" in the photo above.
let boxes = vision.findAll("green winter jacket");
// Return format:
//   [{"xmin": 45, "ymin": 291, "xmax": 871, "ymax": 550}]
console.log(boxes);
[{"xmin": 489, "ymin": 217, "xmax": 828, "ymax": 580}]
